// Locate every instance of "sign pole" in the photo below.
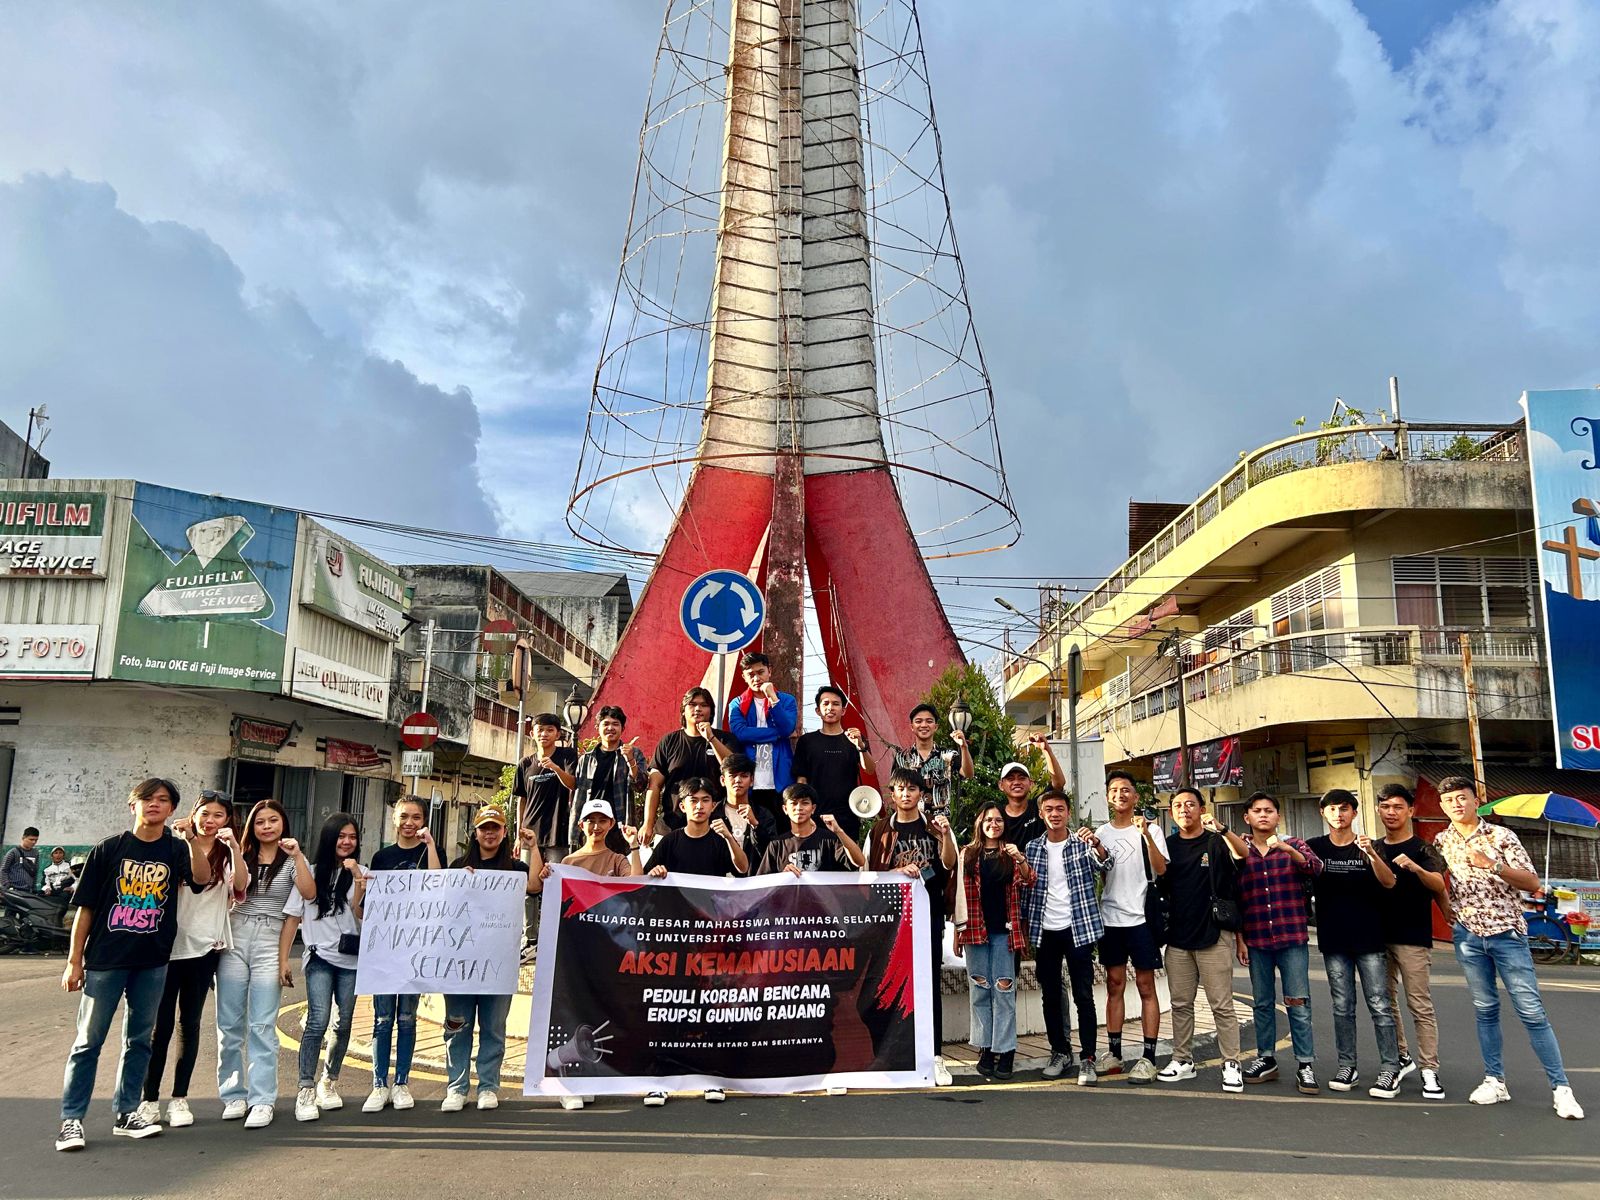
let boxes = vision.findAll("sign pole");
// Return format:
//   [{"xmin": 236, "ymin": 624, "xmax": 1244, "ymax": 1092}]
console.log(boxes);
[{"xmin": 716, "ymin": 652, "xmax": 728, "ymax": 728}]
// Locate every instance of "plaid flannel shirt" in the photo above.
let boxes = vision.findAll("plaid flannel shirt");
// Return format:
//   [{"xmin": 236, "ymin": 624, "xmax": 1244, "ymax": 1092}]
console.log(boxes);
[
  {"xmin": 956, "ymin": 852, "xmax": 1034, "ymax": 951},
  {"xmin": 1021, "ymin": 834, "xmax": 1110, "ymax": 949},
  {"xmin": 1238, "ymin": 836, "xmax": 1323, "ymax": 950}
]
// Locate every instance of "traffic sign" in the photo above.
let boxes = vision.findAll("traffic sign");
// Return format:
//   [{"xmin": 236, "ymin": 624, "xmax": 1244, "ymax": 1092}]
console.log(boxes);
[
  {"xmin": 401, "ymin": 750, "xmax": 434, "ymax": 777},
  {"xmin": 679, "ymin": 570, "xmax": 765, "ymax": 654},
  {"xmin": 482, "ymin": 618, "xmax": 516, "ymax": 650},
  {"xmin": 399, "ymin": 711, "xmax": 440, "ymax": 749}
]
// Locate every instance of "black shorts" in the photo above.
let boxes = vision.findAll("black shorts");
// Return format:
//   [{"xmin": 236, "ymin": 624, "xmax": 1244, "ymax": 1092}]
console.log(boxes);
[{"xmin": 1099, "ymin": 923, "xmax": 1162, "ymax": 971}]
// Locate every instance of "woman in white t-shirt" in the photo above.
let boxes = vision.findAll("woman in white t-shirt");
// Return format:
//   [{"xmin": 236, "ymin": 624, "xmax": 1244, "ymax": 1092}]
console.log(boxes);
[
  {"xmin": 281, "ymin": 813, "xmax": 365, "ymax": 1124},
  {"xmin": 138, "ymin": 790, "xmax": 244, "ymax": 1128}
]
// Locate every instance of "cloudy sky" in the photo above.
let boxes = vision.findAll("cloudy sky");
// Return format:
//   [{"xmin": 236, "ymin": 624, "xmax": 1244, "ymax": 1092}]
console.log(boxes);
[{"xmin": 2, "ymin": 0, "xmax": 1597, "ymax": 656}]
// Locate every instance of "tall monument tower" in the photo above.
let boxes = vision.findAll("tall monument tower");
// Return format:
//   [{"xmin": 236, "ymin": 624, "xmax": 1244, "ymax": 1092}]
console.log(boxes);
[{"xmin": 569, "ymin": 0, "xmax": 1017, "ymax": 748}]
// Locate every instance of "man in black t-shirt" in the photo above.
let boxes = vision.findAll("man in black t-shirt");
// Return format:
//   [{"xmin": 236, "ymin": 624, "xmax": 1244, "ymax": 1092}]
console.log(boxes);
[
  {"xmin": 715, "ymin": 755, "xmax": 778, "ymax": 867},
  {"xmin": 643, "ymin": 688, "xmax": 738, "ymax": 839},
  {"xmin": 1375, "ymin": 783, "xmax": 1451, "ymax": 1100},
  {"xmin": 1156, "ymin": 787, "xmax": 1243, "ymax": 1091},
  {"xmin": 866, "ymin": 767, "xmax": 957, "ymax": 1086},
  {"xmin": 644, "ymin": 779, "xmax": 748, "ymax": 878},
  {"xmin": 792, "ymin": 685, "xmax": 876, "ymax": 842},
  {"xmin": 998, "ymin": 738, "xmax": 1065, "ymax": 849},
  {"xmin": 512, "ymin": 714, "xmax": 579, "ymax": 948},
  {"xmin": 57, "ymin": 778, "xmax": 212, "ymax": 1151},
  {"xmin": 757, "ymin": 784, "xmax": 866, "ymax": 875},
  {"xmin": 513, "ymin": 713, "xmax": 579, "ymax": 857},
  {"xmin": 1308, "ymin": 789, "xmax": 1402, "ymax": 1099}
]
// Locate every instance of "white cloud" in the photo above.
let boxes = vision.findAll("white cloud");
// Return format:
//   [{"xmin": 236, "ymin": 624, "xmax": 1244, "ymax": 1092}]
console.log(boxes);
[
  {"xmin": 0, "ymin": 0, "xmax": 1598, "ymax": 605},
  {"xmin": 0, "ymin": 174, "xmax": 494, "ymax": 534}
]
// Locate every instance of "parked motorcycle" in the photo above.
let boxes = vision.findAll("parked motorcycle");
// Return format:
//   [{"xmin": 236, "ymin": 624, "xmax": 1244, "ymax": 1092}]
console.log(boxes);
[{"xmin": 0, "ymin": 887, "xmax": 72, "ymax": 954}]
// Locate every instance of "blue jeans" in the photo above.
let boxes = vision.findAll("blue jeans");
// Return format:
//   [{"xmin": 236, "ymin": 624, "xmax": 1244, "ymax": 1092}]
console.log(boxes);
[
  {"xmin": 1247, "ymin": 942, "xmax": 1314, "ymax": 1062},
  {"xmin": 964, "ymin": 933, "xmax": 1019, "ymax": 1053},
  {"xmin": 61, "ymin": 965, "xmax": 168, "ymax": 1120},
  {"xmin": 1453, "ymin": 924, "xmax": 1569, "ymax": 1088},
  {"xmin": 371, "ymin": 994, "xmax": 420, "ymax": 1087},
  {"xmin": 215, "ymin": 914, "xmax": 285, "ymax": 1107},
  {"xmin": 443, "ymin": 993, "xmax": 513, "ymax": 1094},
  {"xmin": 299, "ymin": 955, "xmax": 357, "ymax": 1088},
  {"xmin": 1324, "ymin": 951, "xmax": 1400, "ymax": 1071}
]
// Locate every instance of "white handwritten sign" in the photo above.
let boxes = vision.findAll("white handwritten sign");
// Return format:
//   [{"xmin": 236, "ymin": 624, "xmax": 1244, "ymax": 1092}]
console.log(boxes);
[{"xmin": 355, "ymin": 869, "xmax": 526, "ymax": 996}]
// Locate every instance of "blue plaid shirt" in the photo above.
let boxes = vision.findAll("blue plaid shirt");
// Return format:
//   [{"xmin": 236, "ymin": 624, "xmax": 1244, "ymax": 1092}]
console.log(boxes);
[{"xmin": 1021, "ymin": 833, "xmax": 1110, "ymax": 949}]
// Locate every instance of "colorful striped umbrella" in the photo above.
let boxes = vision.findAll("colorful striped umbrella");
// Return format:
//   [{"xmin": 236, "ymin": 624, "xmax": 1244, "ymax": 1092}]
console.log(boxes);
[{"xmin": 1477, "ymin": 793, "xmax": 1600, "ymax": 877}]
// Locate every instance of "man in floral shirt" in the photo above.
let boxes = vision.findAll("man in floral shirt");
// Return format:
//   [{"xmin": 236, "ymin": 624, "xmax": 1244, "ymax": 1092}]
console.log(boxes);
[{"xmin": 1436, "ymin": 776, "xmax": 1584, "ymax": 1120}]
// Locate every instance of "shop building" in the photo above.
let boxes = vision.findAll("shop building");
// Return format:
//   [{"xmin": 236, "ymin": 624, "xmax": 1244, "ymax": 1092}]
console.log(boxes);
[
  {"xmin": 1001, "ymin": 420, "xmax": 1584, "ymax": 863},
  {"xmin": 0, "ymin": 480, "xmax": 407, "ymax": 845}
]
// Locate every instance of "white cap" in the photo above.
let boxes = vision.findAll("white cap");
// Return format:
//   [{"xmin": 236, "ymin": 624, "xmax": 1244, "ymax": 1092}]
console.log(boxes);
[
  {"xmin": 1000, "ymin": 761, "xmax": 1031, "ymax": 778},
  {"xmin": 578, "ymin": 799, "xmax": 615, "ymax": 821}
]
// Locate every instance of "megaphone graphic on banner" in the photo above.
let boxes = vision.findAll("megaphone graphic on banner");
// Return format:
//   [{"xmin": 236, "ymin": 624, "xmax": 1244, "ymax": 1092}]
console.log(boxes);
[
  {"xmin": 546, "ymin": 1021, "xmax": 613, "ymax": 1076},
  {"xmin": 848, "ymin": 786, "xmax": 883, "ymax": 821}
]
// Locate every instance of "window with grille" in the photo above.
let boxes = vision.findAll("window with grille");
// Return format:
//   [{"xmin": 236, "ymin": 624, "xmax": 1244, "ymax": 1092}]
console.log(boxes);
[{"xmin": 1391, "ymin": 557, "xmax": 1534, "ymax": 630}]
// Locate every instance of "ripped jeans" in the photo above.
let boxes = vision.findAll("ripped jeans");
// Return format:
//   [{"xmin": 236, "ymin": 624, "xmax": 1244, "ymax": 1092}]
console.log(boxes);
[
  {"xmin": 963, "ymin": 932, "xmax": 1018, "ymax": 1053},
  {"xmin": 1247, "ymin": 942, "xmax": 1315, "ymax": 1063}
]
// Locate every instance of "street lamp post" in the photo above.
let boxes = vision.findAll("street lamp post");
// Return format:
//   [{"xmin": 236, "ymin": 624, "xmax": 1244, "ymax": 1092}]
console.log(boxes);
[
  {"xmin": 945, "ymin": 698, "xmax": 973, "ymax": 817},
  {"xmin": 563, "ymin": 685, "xmax": 589, "ymax": 746}
]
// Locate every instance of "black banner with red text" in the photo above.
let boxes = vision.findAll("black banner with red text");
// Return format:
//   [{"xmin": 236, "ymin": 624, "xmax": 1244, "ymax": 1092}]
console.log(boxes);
[{"xmin": 525, "ymin": 868, "xmax": 933, "ymax": 1096}]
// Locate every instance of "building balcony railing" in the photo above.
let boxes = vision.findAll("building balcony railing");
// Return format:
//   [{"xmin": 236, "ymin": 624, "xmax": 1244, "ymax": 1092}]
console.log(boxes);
[
  {"xmin": 1007, "ymin": 422, "xmax": 1524, "ymax": 682},
  {"xmin": 1096, "ymin": 625, "xmax": 1542, "ymax": 735}
]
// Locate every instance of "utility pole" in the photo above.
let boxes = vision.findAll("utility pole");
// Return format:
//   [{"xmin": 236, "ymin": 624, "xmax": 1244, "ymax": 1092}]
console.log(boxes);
[
  {"xmin": 1460, "ymin": 633, "xmax": 1486, "ymax": 798},
  {"xmin": 1066, "ymin": 644, "xmax": 1082, "ymax": 824},
  {"xmin": 412, "ymin": 618, "xmax": 437, "ymax": 815},
  {"xmin": 1166, "ymin": 631, "xmax": 1191, "ymax": 788}
]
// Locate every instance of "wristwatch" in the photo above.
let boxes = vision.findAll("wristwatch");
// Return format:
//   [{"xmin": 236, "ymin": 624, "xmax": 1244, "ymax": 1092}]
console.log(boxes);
[{"xmin": 1490, "ymin": 860, "xmax": 1502, "ymax": 876}]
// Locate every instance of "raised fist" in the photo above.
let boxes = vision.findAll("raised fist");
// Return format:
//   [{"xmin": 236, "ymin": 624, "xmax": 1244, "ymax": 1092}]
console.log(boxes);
[
  {"xmin": 820, "ymin": 814, "xmax": 840, "ymax": 833},
  {"xmin": 280, "ymin": 838, "xmax": 300, "ymax": 856}
]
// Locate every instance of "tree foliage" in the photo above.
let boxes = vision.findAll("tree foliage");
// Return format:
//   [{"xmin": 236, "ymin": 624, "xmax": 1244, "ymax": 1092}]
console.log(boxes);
[{"xmin": 915, "ymin": 662, "xmax": 1051, "ymax": 839}]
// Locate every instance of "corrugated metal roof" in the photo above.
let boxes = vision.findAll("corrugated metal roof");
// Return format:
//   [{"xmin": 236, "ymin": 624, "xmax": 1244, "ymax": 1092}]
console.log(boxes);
[
  {"xmin": 503, "ymin": 570, "xmax": 631, "ymax": 601},
  {"xmin": 1417, "ymin": 764, "xmax": 1600, "ymax": 804}
]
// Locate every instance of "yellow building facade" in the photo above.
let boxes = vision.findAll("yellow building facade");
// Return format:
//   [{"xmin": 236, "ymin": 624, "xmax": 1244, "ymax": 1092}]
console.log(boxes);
[{"xmin": 1002, "ymin": 421, "xmax": 1548, "ymax": 839}]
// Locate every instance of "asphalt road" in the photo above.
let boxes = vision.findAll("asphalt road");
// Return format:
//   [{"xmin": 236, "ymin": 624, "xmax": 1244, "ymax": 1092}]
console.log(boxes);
[{"xmin": 1, "ymin": 951, "xmax": 1595, "ymax": 1199}]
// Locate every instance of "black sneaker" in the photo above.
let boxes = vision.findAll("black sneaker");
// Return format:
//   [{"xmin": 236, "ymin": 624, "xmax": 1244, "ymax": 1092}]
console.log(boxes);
[
  {"xmin": 993, "ymin": 1051, "xmax": 1014, "ymax": 1081},
  {"xmin": 1396, "ymin": 1054, "xmax": 1416, "ymax": 1083},
  {"xmin": 55, "ymin": 1119, "xmax": 85, "ymax": 1152},
  {"xmin": 1329, "ymin": 1066, "xmax": 1359, "ymax": 1092},
  {"xmin": 976, "ymin": 1049, "xmax": 995, "ymax": 1078},
  {"xmin": 1369, "ymin": 1069, "xmax": 1401, "ymax": 1099},
  {"xmin": 113, "ymin": 1111, "xmax": 162, "ymax": 1139},
  {"xmin": 1243, "ymin": 1055, "xmax": 1279, "ymax": 1084},
  {"xmin": 1296, "ymin": 1063, "xmax": 1320, "ymax": 1095}
]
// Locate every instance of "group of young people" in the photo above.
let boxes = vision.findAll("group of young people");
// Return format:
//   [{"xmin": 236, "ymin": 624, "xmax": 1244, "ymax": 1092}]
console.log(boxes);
[{"xmin": 49, "ymin": 650, "xmax": 1586, "ymax": 1152}]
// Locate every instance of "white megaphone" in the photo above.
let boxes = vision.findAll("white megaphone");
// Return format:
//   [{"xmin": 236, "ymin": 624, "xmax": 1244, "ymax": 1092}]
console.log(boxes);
[{"xmin": 848, "ymin": 786, "xmax": 883, "ymax": 821}]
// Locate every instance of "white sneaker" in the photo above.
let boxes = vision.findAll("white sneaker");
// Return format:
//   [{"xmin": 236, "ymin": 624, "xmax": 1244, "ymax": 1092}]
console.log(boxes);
[
  {"xmin": 703, "ymin": 1088, "xmax": 726, "ymax": 1103},
  {"xmin": 934, "ymin": 1056, "xmax": 953, "ymax": 1087},
  {"xmin": 244, "ymin": 1104, "xmax": 274, "ymax": 1129},
  {"xmin": 440, "ymin": 1090, "xmax": 467, "ymax": 1112},
  {"xmin": 362, "ymin": 1086, "xmax": 390, "ymax": 1113},
  {"xmin": 1469, "ymin": 1076, "xmax": 1511, "ymax": 1106},
  {"xmin": 294, "ymin": 1087, "xmax": 320, "ymax": 1122},
  {"xmin": 643, "ymin": 1091, "xmax": 668, "ymax": 1107},
  {"xmin": 1157, "ymin": 1060, "xmax": 1197, "ymax": 1083},
  {"xmin": 1221, "ymin": 1060, "xmax": 1244, "ymax": 1093},
  {"xmin": 135, "ymin": 1100, "xmax": 161, "ymax": 1125},
  {"xmin": 477, "ymin": 1089, "xmax": 499, "ymax": 1110},
  {"xmin": 1553, "ymin": 1086, "xmax": 1585, "ymax": 1120},
  {"xmin": 825, "ymin": 1085, "xmax": 848, "ymax": 1096},
  {"xmin": 315, "ymin": 1078, "xmax": 343, "ymax": 1110},
  {"xmin": 559, "ymin": 1095, "xmax": 586, "ymax": 1111},
  {"xmin": 1421, "ymin": 1069, "xmax": 1445, "ymax": 1100},
  {"xmin": 221, "ymin": 1099, "xmax": 248, "ymax": 1121},
  {"xmin": 391, "ymin": 1084, "xmax": 415, "ymax": 1110},
  {"xmin": 166, "ymin": 1098, "xmax": 193, "ymax": 1128}
]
